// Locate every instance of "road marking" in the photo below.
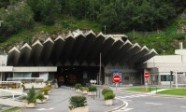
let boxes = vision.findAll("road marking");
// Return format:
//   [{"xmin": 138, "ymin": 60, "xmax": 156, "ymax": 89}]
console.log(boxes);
[
  {"xmin": 123, "ymin": 108, "xmax": 133, "ymax": 111},
  {"xmin": 145, "ymin": 102, "xmax": 162, "ymax": 106},
  {"xmin": 180, "ymin": 106, "xmax": 186, "ymax": 108},
  {"xmin": 114, "ymin": 97, "xmax": 134, "ymax": 112},
  {"xmin": 117, "ymin": 94, "xmax": 147, "ymax": 99},
  {"xmin": 123, "ymin": 99, "xmax": 132, "ymax": 102},
  {"xmin": 113, "ymin": 107, "xmax": 133, "ymax": 112},
  {"xmin": 36, "ymin": 107, "xmax": 54, "ymax": 111},
  {"xmin": 37, "ymin": 108, "xmax": 45, "ymax": 111}
]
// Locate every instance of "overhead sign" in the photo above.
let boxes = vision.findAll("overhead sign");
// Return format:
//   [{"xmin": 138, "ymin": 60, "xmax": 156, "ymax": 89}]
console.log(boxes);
[{"xmin": 144, "ymin": 72, "xmax": 150, "ymax": 78}]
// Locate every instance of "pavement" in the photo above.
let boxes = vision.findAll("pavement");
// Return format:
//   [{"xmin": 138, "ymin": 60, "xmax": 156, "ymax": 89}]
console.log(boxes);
[
  {"xmin": 0, "ymin": 104, "xmax": 11, "ymax": 112},
  {"xmin": 21, "ymin": 86, "xmax": 123, "ymax": 112},
  {"xmin": 111, "ymin": 87, "xmax": 186, "ymax": 112}
]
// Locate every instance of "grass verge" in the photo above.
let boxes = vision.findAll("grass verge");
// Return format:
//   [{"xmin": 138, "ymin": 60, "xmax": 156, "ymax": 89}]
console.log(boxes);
[
  {"xmin": 2, "ymin": 107, "xmax": 20, "ymax": 112},
  {"xmin": 158, "ymin": 88, "xmax": 186, "ymax": 96}
]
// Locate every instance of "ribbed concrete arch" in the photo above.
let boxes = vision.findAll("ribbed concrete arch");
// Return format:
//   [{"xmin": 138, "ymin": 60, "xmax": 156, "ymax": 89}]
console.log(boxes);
[
  {"xmin": 30, "ymin": 40, "xmax": 43, "ymax": 65},
  {"xmin": 128, "ymin": 46, "xmax": 149, "ymax": 66},
  {"xmin": 100, "ymin": 37, "xmax": 115, "ymax": 65},
  {"xmin": 136, "ymin": 49, "xmax": 158, "ymax": 65},
  {"xmin": 84, "ymin": 31, "xmax": 98, "ymax": 63},
  {"xmin": 70, "ymin": 33, "xmax": 85, "ymax": 64},
  {"xmin": 18, "ymin": 43, "xmax": 32, "ymax": 66},
  {"xmin": 40, "ymin": 38, "xmax": 54, "ymax": 65},
  {"xmin": 78, "ymin": 31, "xmax": 96, "ymax": 64},
  {"xmin": 8, "ymin": 47, "xmax": 20, "ymax": 66},
  {"xmin": 50, "ymin": 35, "xmax": 65, "ymax": 65},
  {"xmin": 104, "ymin": 39, "xmax": 124, "ymax": 65},
  {"xmin": 7, "ymin": 30, "xmax": 157, "ymax": 67},
  {"xmin": 89, "ymin": 33, "xmax": 105, "ymax": 64},
  {"xmin": 120, "ymin": 43, "xmax": 141, "ymax": 65},
  {"xmin": 114, "ymin": 40, "xmax": 133, "ymax": 65},
  {"xmin": 60, "ymin": 33, "xmax": 75, "ymax": 64}
]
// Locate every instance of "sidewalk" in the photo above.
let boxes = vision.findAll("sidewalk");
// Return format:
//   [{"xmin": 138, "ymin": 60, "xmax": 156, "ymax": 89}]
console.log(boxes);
[{"xmin": 21, "ymin": 87, "xmax": 123, "ymax": 112}]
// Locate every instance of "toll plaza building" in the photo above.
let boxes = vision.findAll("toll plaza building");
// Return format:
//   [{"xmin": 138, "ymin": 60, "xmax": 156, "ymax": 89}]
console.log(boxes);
[{"xmin": 0, "ymin": 30, "xmax": 157, "ymax": 86}]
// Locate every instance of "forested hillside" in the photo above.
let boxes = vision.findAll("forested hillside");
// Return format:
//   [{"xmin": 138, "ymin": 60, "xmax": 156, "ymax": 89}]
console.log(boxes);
[{"xmin": 0, "ymin": 0, "xmax": 185, "ymax": 54}]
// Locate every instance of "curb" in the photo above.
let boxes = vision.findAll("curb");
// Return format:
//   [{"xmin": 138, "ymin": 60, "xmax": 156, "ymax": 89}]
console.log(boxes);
[
  {"xmin": 125, "ymin": 90, "xmax": 186, "ymax": 99},
  {"xmin": 104, "ymin": 98, "xmax": 126, "ymax": 112},
  {"xmin": 153, "ymin": 94, "xmax": 186, "ymax": 99}
]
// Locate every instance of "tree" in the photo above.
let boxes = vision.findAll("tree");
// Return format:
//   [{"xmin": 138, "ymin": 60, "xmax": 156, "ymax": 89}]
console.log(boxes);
[
  {"xmin": 98, "ymin": 0, "xmax": 177, "ymax": 32},
  {"xmin": 27, "ymin": 0, "xmax": 61, "ymax": 25},
  {"xmin": 0, "ymin": 2, "xmax": 34, "ymax": 38}
]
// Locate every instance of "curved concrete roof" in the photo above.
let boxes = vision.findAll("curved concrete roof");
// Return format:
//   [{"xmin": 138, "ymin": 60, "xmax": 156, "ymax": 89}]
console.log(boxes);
[{"xmin": 7, "ymin": 30, "xmax": 157, "ymax": 67}]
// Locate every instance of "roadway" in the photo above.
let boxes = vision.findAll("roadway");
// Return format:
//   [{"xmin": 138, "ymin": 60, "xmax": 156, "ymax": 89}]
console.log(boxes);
[{"xmin": 113, "ymin": 89, "xmax": 186, "ymax": 112}]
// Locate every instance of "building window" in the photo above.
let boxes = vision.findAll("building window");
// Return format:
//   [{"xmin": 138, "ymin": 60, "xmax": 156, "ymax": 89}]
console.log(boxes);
[
  {"xmin": 177, "ymin": 72, "xmax": 183, "ymax": 75},
  {"xmin": 161, "ymin": 75, "xmax": 173, "ymax": 81},
  {"xmin": 32, "ymin": 72, "xmax": 39, "ymax": 77}
]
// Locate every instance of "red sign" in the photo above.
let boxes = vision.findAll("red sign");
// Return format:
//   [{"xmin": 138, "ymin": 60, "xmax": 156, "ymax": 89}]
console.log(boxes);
[
  {"xmin": 144, "ymin": 72, "xmax": 150, "ymax": 78},
  {"xmin": 113, "ymin": 74, "xmax": 121, "ymax": 83}
]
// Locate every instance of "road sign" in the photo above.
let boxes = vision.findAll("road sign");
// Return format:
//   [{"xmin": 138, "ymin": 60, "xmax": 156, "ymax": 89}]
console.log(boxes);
[
  {"xmin": 144, "ymin": 72, "xmax": 150, "ymax": 78},
  {"xmin": 113, "ymin": 74, "xmax": 121, "ymax": 83}
]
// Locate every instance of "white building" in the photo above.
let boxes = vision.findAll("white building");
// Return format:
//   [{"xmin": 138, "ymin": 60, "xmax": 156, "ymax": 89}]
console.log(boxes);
[{"xmin": 145, "ymin": 44, "xmax": 186, "ymax": 86}]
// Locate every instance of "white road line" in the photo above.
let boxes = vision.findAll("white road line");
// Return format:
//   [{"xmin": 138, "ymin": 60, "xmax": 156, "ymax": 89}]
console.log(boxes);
[
  {"xmin": 180, "ymin": 106, "xmax": 186, "ymax": 108},
  {"xmin": 117, "ymin": 94, "xmax": 147, "ymax": 99},
  {"xmin": 37, "ymin": 108, "xmax": 45, "ymax": 111},
  {"xmin": 145, "ymin": 102, "xmax": 163, "ymax": 106},
  {"xmin": 113, "ymin": 107, "xmax": 133, "ymax": 112},
  {"xmin": 113, "ymin": 98, "xmax": 132, "ymax": 112},
  {"xmin": 36, "ymin": 107, "xmax": 54, "ymax": 111},
  {"xmin": 123, "ymin": 100, "xmax": 132, "ymax": 102},
  {"xmin": 123, "ymin": 108, "xmax": 133, "ymax": 111}
]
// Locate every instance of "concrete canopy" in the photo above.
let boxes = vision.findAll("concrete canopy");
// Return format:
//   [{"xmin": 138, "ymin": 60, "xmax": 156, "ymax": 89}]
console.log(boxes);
[{"xmin": 7, "ymin": 30, "xmax": 157, "ymax": 67}]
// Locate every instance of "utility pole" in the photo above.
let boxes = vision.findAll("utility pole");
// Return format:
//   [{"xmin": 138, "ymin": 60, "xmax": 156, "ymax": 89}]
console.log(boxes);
[
  {"xmin": 99, "ymin": 52, "xmax": 102, "ymax": 85},
  {"xmin": 104, "ymin": 25, "xmax": 107, "ymax": 34}
]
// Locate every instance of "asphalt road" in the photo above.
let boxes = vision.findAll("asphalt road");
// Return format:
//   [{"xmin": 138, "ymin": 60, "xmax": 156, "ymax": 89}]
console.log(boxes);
[{"xmin": 114, "ymin": 90, "xmax": 186, "ymax": 112}]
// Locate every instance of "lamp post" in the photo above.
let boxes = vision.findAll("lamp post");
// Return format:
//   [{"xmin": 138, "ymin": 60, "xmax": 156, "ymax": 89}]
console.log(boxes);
[{"xmin": 104, "ymin": 25, "xmax": 106, "ymax": 34}]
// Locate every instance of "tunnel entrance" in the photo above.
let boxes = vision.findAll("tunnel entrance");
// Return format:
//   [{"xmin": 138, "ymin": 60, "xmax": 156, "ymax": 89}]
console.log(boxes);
[{"xmin": 56, "ymin": 66, "xmax": 104, "ymax": 86}]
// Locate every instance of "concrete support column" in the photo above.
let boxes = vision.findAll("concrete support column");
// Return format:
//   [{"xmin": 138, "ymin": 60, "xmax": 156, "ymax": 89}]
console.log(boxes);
[
  {"xmin": 104, "ymin": 76, "xmax": 110, "ymax": 85},
  {"xmin": 0, "ymin": 72, "xmax": 2, "ymax": 81}
]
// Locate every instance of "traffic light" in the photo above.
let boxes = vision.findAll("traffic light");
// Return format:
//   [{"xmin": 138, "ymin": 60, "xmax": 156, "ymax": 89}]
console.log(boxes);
[
  {"xmin": 170, "ymin": 71, "xmax": 173, "ymax": 88},
  {"xmin": 170, "ymin": 71, "xmax": 173, "ymax": 81}
]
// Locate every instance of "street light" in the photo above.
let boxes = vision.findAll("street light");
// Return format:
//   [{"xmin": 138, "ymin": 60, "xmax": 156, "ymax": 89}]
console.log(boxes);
[{"xmin": 104, "ymin": 25, "xmax": 106, "ymax": 34}]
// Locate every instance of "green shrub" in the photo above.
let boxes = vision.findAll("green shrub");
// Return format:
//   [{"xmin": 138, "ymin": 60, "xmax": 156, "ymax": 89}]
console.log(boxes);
[
  {"xmin": 75, "ymin": 83, "xmax": 82, "ymax": 90},
  {"xmin": 102, "ymin": 88, "xmax": 113, "ymax": 95},
  {"xmin": 69, "ymin": 96, "xmax": 87, "ymax": 110},
  {"xmin": 26, "ymin": 87, "xmax": 36, "ymax": 104},
  {"xmin": 80, "ymin": 87, "xmax": 88, "ymax": 91},
  {"xmin": 88, "ymin": 85, "xmax": 97, "ymax": 92},
  {"xmin": 36, "ymin": 93, "xmax": 45, "ymax": 101},
  {"xmin": 27, "ymin": 0, "xmax": 60, "ymax": 25},
  {"xmin": 103, "ymin": 92, "xmax": 115, "ymax": 100},
  {"xmin": 42, "ymin": 86, "xmax": 50, "ymax": 95}
]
